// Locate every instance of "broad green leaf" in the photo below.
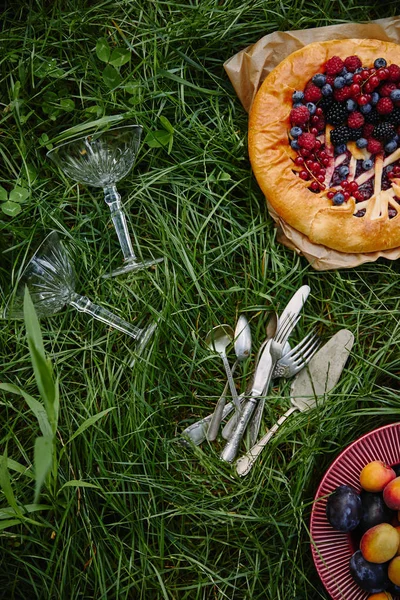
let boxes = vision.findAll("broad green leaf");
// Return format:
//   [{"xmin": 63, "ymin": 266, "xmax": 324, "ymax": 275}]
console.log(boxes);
[
  {"xmin": 49, "ymin": 115, "xmax": 124, "ymax": 145},
  {"xmin": 96, "ymin": 37, "xmax": 111, "ymax": 63},
  {"xmin": 109, "ymin": 48, "xmax": 130, "ymax": 67},
  {"xmin": 0, "ymin": 382, "xmax": 52, "ymax": 438},
  {"xmin": 6, "ymin": 458, "xmax": 34, "ymax": 480},
  {"xmin": 102, "ymin": 64, "xmax": 121, "ymax": 89},
  {"xmin": 0, "ymin": 504, "xmax": 50, "ymax": 519},
  {"xmin": 9, "ymin": 186, "xmax": 29, "ymax": 203},
  {"xmin": 0, "ymin": 186, "xmax": 8, "ymax": 201},
  {"xmin": 34, "ymin": 436, "xmax": 53, "ymax": 503},
  {"xmin": 66, "ymin": 408, "xmax": 115, "ymax": 445},
  {"xmin": 0, "ymin": 519, "xmax": 20, "ymax": 530},
  {"xmin": 124, "ymin": 82, "xmax": 140, "ymax": 95},
  {"xmin": 144, "ymin": 130, "xmax": 172, "ymax": 149},
  {"xmin": 1, "ymin": 201, "xmax": 21, "ymax": 217},
  {"xmin": 0, "ymin": 451, "xmax": 20, "ymax": 515},
  {"xmin": 159, "ymin": 116, "xmax": 174, "ymax": 134},
  {"xmin": 60, "ymin": 480, "xmax": 101, "ymax": 491},
  {"xmin": 60, "ymin": 98, "xmax": 75, "ymax": 112}
]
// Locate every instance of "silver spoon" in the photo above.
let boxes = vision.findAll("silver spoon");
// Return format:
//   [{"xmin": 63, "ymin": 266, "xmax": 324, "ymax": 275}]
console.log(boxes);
[
  {"xmin": 206, "ymin": 324, "xmax": 240, "ymax": 414},
  {"xmin": 207, "ymin": 315, "xmax": 252, "ymax": 441},
  {"xmin": 221, "ymin": 311, "xmax": 278, "ymax": 440}
]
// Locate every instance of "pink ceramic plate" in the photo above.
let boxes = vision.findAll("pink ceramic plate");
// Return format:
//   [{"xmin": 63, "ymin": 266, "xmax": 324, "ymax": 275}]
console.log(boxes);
[{"xmin": 310, "ymin": 422, "xmax": 400, "ymax": 600}]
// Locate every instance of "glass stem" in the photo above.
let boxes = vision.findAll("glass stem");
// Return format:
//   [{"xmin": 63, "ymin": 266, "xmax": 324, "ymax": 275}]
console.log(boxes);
[
  {"xmin": 69, "ymin": 293, "xmax": 143, "ymax": 340},
  {"xmin": 103, "ymin": 185, "xmax": 137, "ymax": 262}
]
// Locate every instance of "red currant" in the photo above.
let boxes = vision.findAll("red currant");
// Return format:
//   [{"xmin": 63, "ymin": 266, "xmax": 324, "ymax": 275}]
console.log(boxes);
[
  {"xmin": 343, "ymin": 191, "xmax": 351, "ymax": 200},
  {"xmin": 350, "ymin": 83, "xmax": 361, "ymax": 96},
  {"xmin": 299, "ymin": 170, "xmax": 309, "ymax": 180},
  {"xmin": 294, "ymin": 156, "xmax": 305, "ymax": 166},
  {"xmin": 349, "ymin": 181, "xmax": 359, "ymax": 192},
  {"xmin": 327, "ymin": 191, "xmax": 335, "ymax": 199},
  {"xmin": 353, "ymin": 73, "xmax": 363, "ymax": 84},
  {"xmin": 358, "ymin": 95, "xmax": 369, "ymax": 105}
]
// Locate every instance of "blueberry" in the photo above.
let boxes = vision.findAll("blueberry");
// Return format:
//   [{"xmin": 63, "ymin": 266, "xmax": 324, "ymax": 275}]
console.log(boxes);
[
  {"xmin": 312, "ymin": 73, "xmax": 326, "ymax": 87},
  {"xmin": 346, "ymin": 98, "xmax": 357, "ymax": 112},
  {"xmin": 340, "ymin": 67, "xmax": 348, "ymax": 75},
  {"xmin": 292, "ymin": 91, "xmax": 304, "ymax": 102},
  {"xmin": 385, "ymin": 139, "xmax": 398, "ymax": 153},
  {"xmin": 356, "ymin": 137, "xmax": 368, "ymax": 149},
  {"xmin": 362, "ymin": 158, "xmax": 374, "ymax": 170},
  {"xmin": 293, "ymin": 102, "xmax": 303, "ymax": 108},
  {"xmin": 290, "ymin": 140, "xmax": 300, "ymax": 150},
  {"xmin": 306, "ymin": 102, "xmax": 316, "ymax": 115},
  {"xmin": 371, "ymin": 92, "xmax": 380, "ymax": 105},
  {"xmin": 390, "ymin": 89, "xmax": 400, "ymax": 102},
  {"xmin": 290, "ymin": 126, "xmax": 303, "ymax": 138},
  {"xmin": 334, "ymin": 144, "xmax": 347, "ymax": 155},
  {"xmin": 355, "ymin": 67, "xmax": 363, "ymax": 73},
  {"xmin": 344, "ymin": 72, "xmax": 354, "ymax": 84},
  {"xmin": 360, "ymin": 103, "xmax": 372, "ymax": 114},
  {"xmin": 332, "ymin": 192, "xmax": 345, "ymax": 205},
  {"xmin": 338, "ymin": 165, "xmax": 350, "ymax": 178},
  {"xmin": 350, "ymin": 550, "xmax": 389, "ymax": 593},
  {"xmin": 374, "ymin": 58, "xmax": 387, "ymax": 69},
  {"xmin": 321, "ymin": 83, "xmax": 333, "ymax": 96},
  {"xmin": 334, "ymin": 76, "xmax": 346, "ymax": 89}
]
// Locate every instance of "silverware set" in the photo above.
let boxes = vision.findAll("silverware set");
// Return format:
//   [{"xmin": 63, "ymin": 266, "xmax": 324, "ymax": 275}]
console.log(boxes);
[{"xmin": 182, "ymin": 286, "xmax": 320, "ymax": 466}]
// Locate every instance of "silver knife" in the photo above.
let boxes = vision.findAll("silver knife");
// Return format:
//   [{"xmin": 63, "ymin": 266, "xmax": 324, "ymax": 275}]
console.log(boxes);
[
  {"xmin": 247, "ymin": 285, "xmax": 311, "ymax": 446},
  {"xmin": 236, "ymin": 329, "xmax": 354, "ymax": 476},
  {"xmin": 219, "ymin": 338, "xmax": 274, "ymax": 463}
]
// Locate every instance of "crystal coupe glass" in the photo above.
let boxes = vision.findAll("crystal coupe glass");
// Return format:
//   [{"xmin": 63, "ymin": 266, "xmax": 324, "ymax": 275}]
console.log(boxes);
[
  {"xmin": 47, "ymin": 124, "xmax": 163, "ymax": 278},
  {"xmin": 4, "ymin": 231, "xmax": 157, "ymax": 351}
]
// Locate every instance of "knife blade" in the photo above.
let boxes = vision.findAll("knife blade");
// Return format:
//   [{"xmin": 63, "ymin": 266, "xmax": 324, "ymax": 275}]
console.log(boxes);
[
  {"xmin": 247, "ymin": 285, "xmax": 311, "ymax": 447},
  {"xmin": 219, "ymin": 339, "xmax": 274, "ymax": 463},
  {"xmin": 236, "ymin": 329, "xmax": 354, "ymax": 476}
]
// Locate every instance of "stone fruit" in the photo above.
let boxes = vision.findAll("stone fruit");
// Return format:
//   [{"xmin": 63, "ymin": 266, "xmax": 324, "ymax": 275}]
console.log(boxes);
[
  {"xmin": 360, "ymin": 523, "xmax": 399, "ymax": 563},
  {"xmin": 358, "ymin": 491, "xmax": 395, "ymax": 534},
  {"xmin": 388, "ymin": 555, "xmax": 400, "ymax": 586},
  {"xmin": 384, "ymin": 477, "xmax": 400, "ymax": 510},
  {"xmin": 349, "ymin": 550, "xmax": 389, "ymax": 593},
  {"xmin": 325, "ymin": 484, "xmax": 362, "ymax": 532},
  {"xmin": 360, "ymin": 461, "xmax": 396, "ymax": 493}
]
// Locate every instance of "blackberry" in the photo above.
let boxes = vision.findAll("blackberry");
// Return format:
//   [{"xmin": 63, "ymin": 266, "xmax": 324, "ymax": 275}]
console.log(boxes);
[
  {"xmin": 348, "ymin": 127, "xmax": 363, "ymax": 141},
  {"xmin": 326, "ymin": 102, "xmax": 348, "ymax": 126},
  {"xmin": 385, "ymin": 107, "xmax": 400, "ymax": 126},
  {"xmin": 373, "ymin": 123, "xmax": 396, "ymax": 141},
  {"xmin": 364, "ymin": 109, "xmax": 380, "ymax": 125},
  {"xmin": 318, "ymin": 96, "xmax": 334, "ymax": 111},
  {"xmin": 330, "ymin": 125, "xmax": 351, "ymax": 146}
]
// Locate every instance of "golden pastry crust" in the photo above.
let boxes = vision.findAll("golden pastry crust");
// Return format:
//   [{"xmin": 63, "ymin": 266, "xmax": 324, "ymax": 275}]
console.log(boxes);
[{"xmin": 248, "ymin": 38, "xmax": 400, "ymax": 253}]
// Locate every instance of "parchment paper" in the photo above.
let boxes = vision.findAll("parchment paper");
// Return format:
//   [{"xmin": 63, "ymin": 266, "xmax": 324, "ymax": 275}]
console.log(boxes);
[{"xmin": 224, "ymin": 16, "xmax": 400, "ymax": 270}]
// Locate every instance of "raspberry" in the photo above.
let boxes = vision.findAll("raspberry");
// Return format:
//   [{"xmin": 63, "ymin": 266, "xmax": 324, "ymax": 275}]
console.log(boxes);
[
  {"xmin": 377, "ymin": 97, "xmax": 394, "ymax": 114},
  {"xmin": 333, "ymin": 86, "xmax": 352, "ymax": 102},
  {"xmin": 367, "ymin": 138, "xmax": 383, "ymax": 154},
  {"xmin": 290, "ymin": 105, "xmax": 310, "ymax": 125},
  {"xmin": 325, "ymin": 75, "xmax": 335, "ymax": 86},
  {"xmin": 388, "ymin": 64, "xmax": 400, "ymax": 82},
  {"xmin": 297, "ymin": 132, "xmax": 317, "ymax": 150},
  {"xmin": 304, "ymin": 85, "xmax": 322, "ymax": 103},
  {"xmin": 325, "ymin": 56, "xmax": 345, "ymax": 76},
  {"xmin": 344, "ymin": 55, "xmax": 362, "ymax": 72},
  {"xmin": 347, "ymin": 111, "xmax": 364, "ymax": 129},
  {"xmin": 379, "ymin": 82, "xmax": 397, "ymax": 97},
  {"xmin": 363, "ymin": 123, "xmax": 375, "ymax": 138}
]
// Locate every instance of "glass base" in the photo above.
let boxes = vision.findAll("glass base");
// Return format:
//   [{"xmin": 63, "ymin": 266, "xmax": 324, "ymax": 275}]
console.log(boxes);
[{"xmin": 102, "ymin": 256, "xmax": 164, "ymax": 279}]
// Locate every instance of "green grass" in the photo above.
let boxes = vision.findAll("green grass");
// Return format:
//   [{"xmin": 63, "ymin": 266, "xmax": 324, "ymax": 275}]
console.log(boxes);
[{"xmin": 1, "ymin": 0, "xmax": 400, "ymax": 598}]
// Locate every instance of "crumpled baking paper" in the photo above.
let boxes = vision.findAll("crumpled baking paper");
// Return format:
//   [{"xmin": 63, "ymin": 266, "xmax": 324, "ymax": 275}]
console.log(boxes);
[{"xmin": 224, "ymin": 16, "xmax": 400, "ymax": 270}]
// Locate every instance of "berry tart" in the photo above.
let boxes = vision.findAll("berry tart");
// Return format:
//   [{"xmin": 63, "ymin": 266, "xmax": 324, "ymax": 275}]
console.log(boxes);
[{"xmin": 248, "ymin": 39, "xmax": 400, "ymax": 253}]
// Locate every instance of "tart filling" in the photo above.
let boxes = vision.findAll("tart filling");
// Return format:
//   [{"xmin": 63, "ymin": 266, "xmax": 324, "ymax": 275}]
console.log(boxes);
[{"xmin": 289, "ymin": 54, "xmax": 400, "ymax": 219}]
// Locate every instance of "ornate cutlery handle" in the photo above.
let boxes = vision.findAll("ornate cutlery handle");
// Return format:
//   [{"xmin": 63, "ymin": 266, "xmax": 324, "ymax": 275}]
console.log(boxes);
[
  {"xmin": 235, "ymin": 407, "xmax": 298, "ymax": 476},
  {"xmin": 220, "ymin": 396, "xmax": 259, "ymax": 463}
]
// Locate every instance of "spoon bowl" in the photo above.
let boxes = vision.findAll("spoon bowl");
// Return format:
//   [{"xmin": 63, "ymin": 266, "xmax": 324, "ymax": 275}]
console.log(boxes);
[
  {"xmin": 206, "ymin": 324, "xmax": 234, "ymax": 355},
  {"xmin": 234, "ymin": 314, "xmax": 252, "ymax": 362}
]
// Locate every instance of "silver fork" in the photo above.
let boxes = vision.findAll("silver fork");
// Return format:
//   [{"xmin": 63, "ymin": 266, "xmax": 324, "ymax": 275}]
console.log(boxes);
[
  {"xmin": 235, "ymin": 334, "xmax": 322, "ymax": 476},
  {"xmin": 221, "ymin": 331, "xmax": 319, "ymax": 441},
  {"xmin": 219, "ymin": 314, "xmax": 298, "ymax": 463}
]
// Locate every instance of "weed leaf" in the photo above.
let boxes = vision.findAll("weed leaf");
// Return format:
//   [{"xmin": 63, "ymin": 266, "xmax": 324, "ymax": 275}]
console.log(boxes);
[
  {"xmin": 0, "ymin": 383, "xmax": 52, "ymax": 437},
  {"xmin": 1, "ymin": 201, "xmax": 21, "ymax": 217},
  {"xmin": 109, "ymin": 48, "xmax": 130, "ymax": 67},
  {"xmin": 0, "ymin": 451, "xmax": 20, "ymax": 515},
  {"xmin": 9, "ymin": 186, "xmax": 30, "ymax": 203},
  {"xmin": 102, "ymin": 64, "xmax": 121, "ymax": 88},
  {"xmin": 60, "ymin": 480, "xmax": 101, "ymax": 491},
  {"xmin": 0, "ymin": 186, "xmax": 8, "ymax": 201},
  {"xmin": 96, "ymin": 37, "xmax": 110, "ymax": 63},
  {"xmin": 34, "ymin": 436, "xmax": 53, "ymax": 503},
  {"xmin": 66, "ymin": 408, "xmax": 115, "ymax": 445}
]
